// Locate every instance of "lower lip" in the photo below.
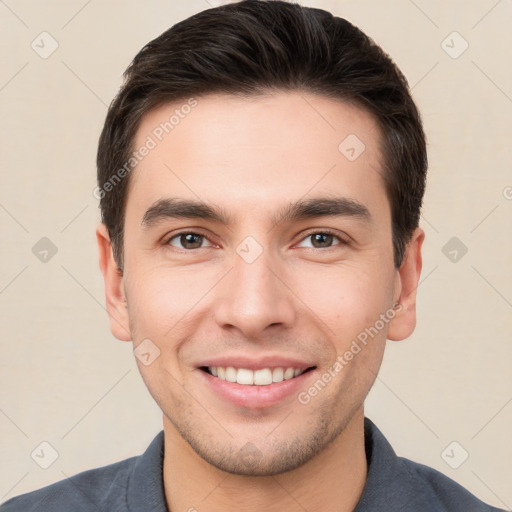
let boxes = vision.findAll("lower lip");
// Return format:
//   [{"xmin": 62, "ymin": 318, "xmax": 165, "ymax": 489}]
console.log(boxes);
[{"xmin": 198, "ymin": 369, "xmax": 315, "ymax": 409}]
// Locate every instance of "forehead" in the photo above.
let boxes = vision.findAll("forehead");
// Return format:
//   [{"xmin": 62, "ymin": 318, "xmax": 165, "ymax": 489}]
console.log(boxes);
[{"xmin": 126, "ymin": 92, "xmax": 388, "ymax": 225}]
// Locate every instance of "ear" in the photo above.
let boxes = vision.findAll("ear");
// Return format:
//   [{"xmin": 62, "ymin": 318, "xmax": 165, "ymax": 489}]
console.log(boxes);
[
  {"xmin": 387, "ymin": 227, "xmax": 425, "ymax": 341},
  {"xmin": 96, "ymin": 223, "xmax": 132, "ymax": 342}
]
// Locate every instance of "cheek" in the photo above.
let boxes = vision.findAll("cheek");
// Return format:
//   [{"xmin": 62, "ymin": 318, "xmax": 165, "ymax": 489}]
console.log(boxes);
[
  {"xmin": 124, "ymin": 264, "xmax": 230, "ymax": 381},
  {"xmin": 125, "ymin": 265, "xmax": 214, "ymax": 335},
  {"xmin": 291, "ymin": 262, "xmax": 392, "ymax": 333}
]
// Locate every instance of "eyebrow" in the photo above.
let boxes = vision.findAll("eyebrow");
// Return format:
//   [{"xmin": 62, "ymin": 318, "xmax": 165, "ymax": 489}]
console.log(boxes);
[{"xmin": 140, "ymin": 196, "xmax": 372, "ymax": 230}]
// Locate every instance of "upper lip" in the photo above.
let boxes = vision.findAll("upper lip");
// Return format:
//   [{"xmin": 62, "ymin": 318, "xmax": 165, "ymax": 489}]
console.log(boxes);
[{"xmin": 196, "ymin": 354, "xmax": 317, "ymax": 371}]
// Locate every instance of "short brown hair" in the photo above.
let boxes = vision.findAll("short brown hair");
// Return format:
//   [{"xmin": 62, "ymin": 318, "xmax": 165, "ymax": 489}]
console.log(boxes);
[{"xmin": 97, "ymin": 0, "xmax": 427, "ymax": 271}]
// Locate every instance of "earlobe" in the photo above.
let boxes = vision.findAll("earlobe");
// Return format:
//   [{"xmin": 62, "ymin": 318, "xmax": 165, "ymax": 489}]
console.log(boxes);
[
  {"xmin": 96, "ymin": 223, "xmax": 132, "ymax": 342},
  {"xmin": 387, "ymin": 227, "xmax": 425, "ymax": 342}
]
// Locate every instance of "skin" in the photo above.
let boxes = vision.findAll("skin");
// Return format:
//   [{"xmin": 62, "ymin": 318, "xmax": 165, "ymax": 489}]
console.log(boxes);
[{"xmin": 97, "ymin": 91, "xmax": 424, "ymax": 512}]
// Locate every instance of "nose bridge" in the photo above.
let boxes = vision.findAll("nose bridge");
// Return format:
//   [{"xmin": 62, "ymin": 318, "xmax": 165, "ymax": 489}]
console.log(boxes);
[{"xmin": 213, "ymin": 240, "xmax": 296, "ymax": 336}]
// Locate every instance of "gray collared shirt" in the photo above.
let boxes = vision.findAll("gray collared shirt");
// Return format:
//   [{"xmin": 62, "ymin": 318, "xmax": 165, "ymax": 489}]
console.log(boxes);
[{"xmin": 1, "ymin": 417, "xmax": 507, "ymax": 511}]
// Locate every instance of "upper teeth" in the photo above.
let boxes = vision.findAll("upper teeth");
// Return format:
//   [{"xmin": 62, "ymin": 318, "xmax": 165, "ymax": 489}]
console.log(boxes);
[{"xmin": 209, "ymin": 366, "xmax": 304, "ymax": 385}]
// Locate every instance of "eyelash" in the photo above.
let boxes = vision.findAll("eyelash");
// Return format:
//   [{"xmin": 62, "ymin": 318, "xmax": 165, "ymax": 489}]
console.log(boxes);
[{"xmin": 163, "ymin": 229, "xmax": 349, "ymax": 251}]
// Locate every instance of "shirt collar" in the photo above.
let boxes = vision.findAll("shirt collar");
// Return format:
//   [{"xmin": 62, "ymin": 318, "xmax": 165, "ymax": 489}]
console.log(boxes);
[
  {"xmin": 125, "ymin": 417, "xmax": 417, "ymax": 512},
  {"xmin": 126, "ymin": 430, "xmax": 168, "ymax": 512},
  {"xmin": 354, "ymin": 417, "xmax": 425, "ymax": 511}
]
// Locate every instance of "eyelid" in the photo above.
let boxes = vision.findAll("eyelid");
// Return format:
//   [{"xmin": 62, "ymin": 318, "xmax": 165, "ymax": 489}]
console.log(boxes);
[
  {"xmin": 294, "ymin": 228, "xmax": 351, "ymax": 248},
  {"xmin": 163, "ymin": 229, "xmax": 217, "ymax": 249},
  {"xmin": 164, "ymin": 228, "xmax": 350, "ymax": 251}
]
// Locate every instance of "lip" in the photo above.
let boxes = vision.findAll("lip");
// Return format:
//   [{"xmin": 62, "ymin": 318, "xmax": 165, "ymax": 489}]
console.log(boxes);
[
  {"xmin": 196, "ymin": 354, "xmax": 316, "ymax": 371},
  {"xmin": 197, "ymin": 366, "xmax": 317, "ymax": 409}
]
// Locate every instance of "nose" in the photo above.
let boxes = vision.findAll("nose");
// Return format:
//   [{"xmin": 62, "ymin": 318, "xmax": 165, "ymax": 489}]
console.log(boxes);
[{"xmin": 213, "ymin": 246, "xmax": 296, "ymax": 339}]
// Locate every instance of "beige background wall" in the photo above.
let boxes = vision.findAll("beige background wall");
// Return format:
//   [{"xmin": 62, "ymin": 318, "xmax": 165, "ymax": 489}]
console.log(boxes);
[{"xmin": 0, "ymin": 0, "xmax": 511, "ymax": 508}]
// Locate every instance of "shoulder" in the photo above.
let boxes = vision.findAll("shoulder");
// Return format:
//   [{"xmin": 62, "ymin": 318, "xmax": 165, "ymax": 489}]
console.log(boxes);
[
  {"xmin": 359, "ymin": 418, "xmax": 507, "ymax": 512},
  {"xmin": 396, "ymin": 455, "xmax": 506, "ymax": 512},
  {"xmin": 0, "ymin": 456, "xmax": 137, "ymax": 511},
  {"xmin": 0, "ymin": 431, "xmax": 166, "ymax": 512}
]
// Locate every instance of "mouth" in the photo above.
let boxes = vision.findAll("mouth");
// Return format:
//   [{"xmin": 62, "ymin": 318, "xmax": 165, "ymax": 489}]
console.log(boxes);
[
  {"xmin": 197, "ymin": 364, "xmax": 318, "ymax": 409},
  {"xmin": 199, "ymin": 365, "xmax": 317, "ymax": 385}
]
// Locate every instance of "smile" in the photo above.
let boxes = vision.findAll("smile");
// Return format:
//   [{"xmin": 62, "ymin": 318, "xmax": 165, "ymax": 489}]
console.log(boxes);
[{"xmin": 202, "ymin": 366, "xmax": 315, "ymax": 386}]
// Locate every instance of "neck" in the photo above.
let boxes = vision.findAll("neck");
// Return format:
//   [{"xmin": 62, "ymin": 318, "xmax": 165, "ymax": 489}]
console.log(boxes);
[{"xmin": 162, "ymin": 408, "xmax": 367, "ymax": 512}]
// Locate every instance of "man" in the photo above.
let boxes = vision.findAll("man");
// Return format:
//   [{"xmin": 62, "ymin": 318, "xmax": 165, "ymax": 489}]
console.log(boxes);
[{"xmin": 1, "ymin": 1, "xmax": 506, "ymax": 511}]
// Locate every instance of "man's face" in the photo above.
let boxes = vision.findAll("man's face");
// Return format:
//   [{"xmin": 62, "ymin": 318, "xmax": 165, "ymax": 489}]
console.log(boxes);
[{"xmin": 103, "ymin": 92, "xmax": 418, "ymax": 475}]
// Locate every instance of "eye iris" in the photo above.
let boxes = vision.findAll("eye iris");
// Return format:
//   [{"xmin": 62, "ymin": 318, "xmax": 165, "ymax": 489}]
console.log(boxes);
[
  {"xmin": 311, "ymin": 233, "xmax": 333, "ymax": 248},
  {"xmin": 175, "ymin": 233, "xmax": 337, "ymax": 249},
  {"xmin": 181, "ymin": 233, "xmax": 202, "ymax": 249}
]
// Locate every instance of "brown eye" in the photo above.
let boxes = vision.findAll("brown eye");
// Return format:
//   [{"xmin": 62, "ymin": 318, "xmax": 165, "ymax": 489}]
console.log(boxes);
[
  {"xmin": 310, "ymin": 233, "xmax": 335, "ymax": 248},
  {"xmin": 167, "ymin": 232, "xmax": 211, "ymax": 250},
  {"xmin": 296, "ymin": 231, "xmax": 345, "ymax": 249}
]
